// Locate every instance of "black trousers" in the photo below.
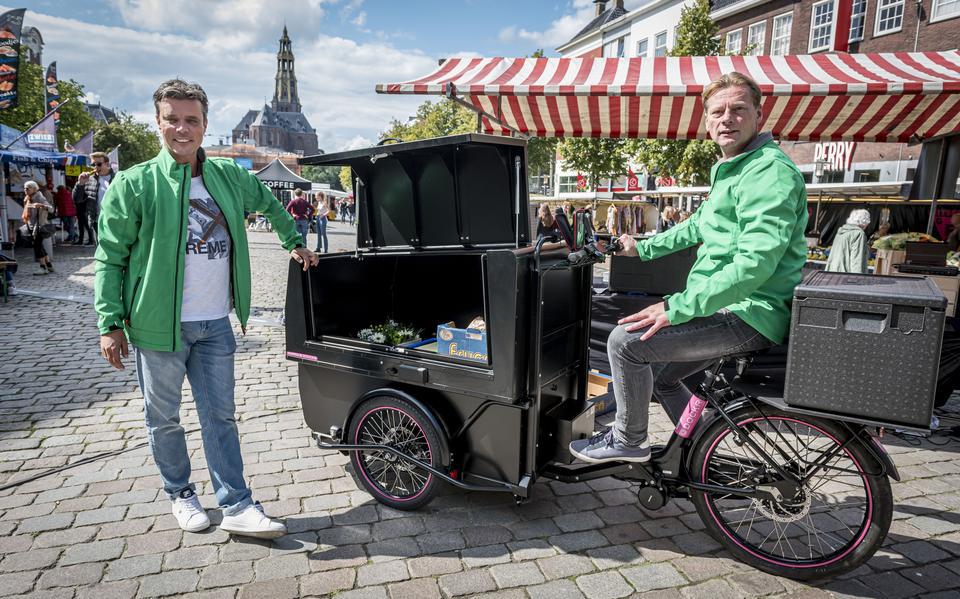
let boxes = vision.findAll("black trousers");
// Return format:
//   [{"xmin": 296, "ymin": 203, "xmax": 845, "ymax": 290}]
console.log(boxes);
[{"xmin": 76, "ymin": 203, "xmax": 94, "ymax": 243}]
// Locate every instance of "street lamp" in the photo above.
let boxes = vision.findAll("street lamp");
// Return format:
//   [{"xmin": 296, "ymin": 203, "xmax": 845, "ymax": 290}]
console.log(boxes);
[{"xmin": 812, "ymin": 159, "xmax": 829, "ymax": 240}]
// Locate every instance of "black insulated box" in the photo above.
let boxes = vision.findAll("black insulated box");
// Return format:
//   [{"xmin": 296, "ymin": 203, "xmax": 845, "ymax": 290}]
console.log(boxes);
[
  {"xmin": 608, "ymin": 246, "xmax": 696, "ymax": 295},
  {"xmin": 784, "ymin": 272, "xmax": 946, "ymax": 430}
]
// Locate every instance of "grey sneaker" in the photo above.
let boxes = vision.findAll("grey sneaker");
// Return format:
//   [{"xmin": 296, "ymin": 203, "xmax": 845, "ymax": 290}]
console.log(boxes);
[{"xmin": 569, "ymin": 428, "xmax": 651, "ymax": 463}]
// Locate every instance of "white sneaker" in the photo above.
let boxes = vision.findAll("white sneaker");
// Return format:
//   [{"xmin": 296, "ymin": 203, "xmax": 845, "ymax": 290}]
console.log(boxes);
[
  {"xmin": 172, "ymin": 489, "xmax": 210, "ymax": 532},
  {"xmin": 219, "ymin": 502, "xmax": 286, "ymax": 539}
]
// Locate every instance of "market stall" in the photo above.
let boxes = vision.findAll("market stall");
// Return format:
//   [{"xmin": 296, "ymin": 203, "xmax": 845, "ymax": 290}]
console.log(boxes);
[{"xmin": 254, "ymin": 158, "xmax": 311, "ymax": 205}]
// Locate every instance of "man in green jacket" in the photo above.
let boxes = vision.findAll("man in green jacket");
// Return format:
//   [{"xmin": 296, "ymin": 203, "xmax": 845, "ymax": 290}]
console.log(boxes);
[
  {"xmin": 571, "ymin": 72, "xmax": 808, "ymax": 463},
  {"xmin": 95, "ymin": 79, "xmax": 318, "ymax": 537}
]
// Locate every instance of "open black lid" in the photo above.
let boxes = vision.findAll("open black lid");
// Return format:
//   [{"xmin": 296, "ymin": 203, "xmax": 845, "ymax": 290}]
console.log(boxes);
[{"xmin": 300, "ymin": 134, "xmax": 530, "ymax": 251}]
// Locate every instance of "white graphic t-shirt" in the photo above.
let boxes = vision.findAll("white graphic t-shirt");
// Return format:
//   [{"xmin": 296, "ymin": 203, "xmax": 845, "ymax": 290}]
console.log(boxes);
[{"xmin": 181, "ymin": 177, "xmax": 232, "ymax": 322}]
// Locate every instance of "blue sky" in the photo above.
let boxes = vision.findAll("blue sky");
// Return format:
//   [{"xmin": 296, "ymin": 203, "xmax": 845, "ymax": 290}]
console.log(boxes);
[{"xmin": 10, "ymin": 1, "xmax": 649, "ymax": 151}]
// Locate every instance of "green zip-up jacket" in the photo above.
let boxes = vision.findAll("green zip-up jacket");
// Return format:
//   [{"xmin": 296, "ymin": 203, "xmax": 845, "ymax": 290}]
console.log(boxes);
[
  {"xmin": 636, "ymin": 133, "xmax": 808, "ymax": 344},
  {"xmin": 94, "ymin": 147, "xmax": 302, "ymax": 351}
]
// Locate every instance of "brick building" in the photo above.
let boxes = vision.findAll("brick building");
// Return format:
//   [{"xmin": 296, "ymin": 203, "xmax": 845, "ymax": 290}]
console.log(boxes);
[{"xmin": 711, "ymin": 0, "xmax": 959, "ymax": 184}]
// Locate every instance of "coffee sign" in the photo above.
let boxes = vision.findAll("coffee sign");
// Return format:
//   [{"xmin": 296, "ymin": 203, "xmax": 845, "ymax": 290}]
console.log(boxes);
[{"xmin": 814, "ymin": 141, "xmax": 857, "ymax": 172}]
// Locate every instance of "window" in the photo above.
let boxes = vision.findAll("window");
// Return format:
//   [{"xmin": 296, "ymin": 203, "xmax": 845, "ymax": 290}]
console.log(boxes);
[
  {"xmin": 603, "ymin": 36, "xmax": 626, "ymax": 57},
  {"xmin": 636, "ymin": 38, "xmax": 648, "ymax": 57},
  {"xmin": 654, "ymin": 31, "xmax": 668, "ymax": 56},
  {"xmin": 854, "ymin": 169, "xmax": 881, "ymax": 183},
  {"xmin": 905, "ymin": 168, "xmax": 916, "ymax": 180},
  {"xmin": 771, "ymin": 13, "xmax": 793, "ymax": 55},
  {"xmin": 558, "ymin": 176, "xmax": 579, "ymax": 194},
  {"xmin": 821, "ymin": 170, "xmax": 845, "ymax": 184},
  {"xmin": 747, "ymin": 21, "xmax": 766, "ymax": 55},
  {"xmin": 725, "ymin": 29, "xmax": 742, "ymax": 54},
  {"xmin": 802, "ymin": 172, "xmax": 814, "ymax": 184},
  {"xmin": 875, "ymin": 0, "xmax": 904, "ymax": 35},
  {"xmin": 809, "ymin": 0, "xmax": 835, "ymax": 52},
  {"xmin": 849, "ymin": 0, "xmax": 867, "ymax": 41},
  {"xmin": 932, "ymin": 0, "xmax": 960, "ymax": 21}
]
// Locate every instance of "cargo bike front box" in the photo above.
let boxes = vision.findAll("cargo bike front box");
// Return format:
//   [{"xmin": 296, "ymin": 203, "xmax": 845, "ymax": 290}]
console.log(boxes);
[{"xmin": 286, "ymin": 134, "xmax": 597, "ymax": 509}]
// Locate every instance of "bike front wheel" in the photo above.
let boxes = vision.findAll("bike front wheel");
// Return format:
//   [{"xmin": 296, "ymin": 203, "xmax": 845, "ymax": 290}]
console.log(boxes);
[{"xmin": 689, "ymin": 406, "xmax": 892, "ymax": 581}]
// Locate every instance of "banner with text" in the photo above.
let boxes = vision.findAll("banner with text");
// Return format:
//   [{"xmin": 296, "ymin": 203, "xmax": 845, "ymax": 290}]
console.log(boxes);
[
  {"xmin": 0, "ymin": 9, "xmax": 26, "ymax": 111},
  {"xmin": 45, "ymin": 61, "xmax": 60, "ymax": 125}
]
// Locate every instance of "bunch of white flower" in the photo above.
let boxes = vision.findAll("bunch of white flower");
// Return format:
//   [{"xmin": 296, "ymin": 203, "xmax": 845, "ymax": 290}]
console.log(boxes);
[
  {"xmin": 357, "ymin": 328, "xmax": 375, "ymax": 341},
  {"xmin": 370, "ymin": 332, "xmax": 387, "ymax": 344}
]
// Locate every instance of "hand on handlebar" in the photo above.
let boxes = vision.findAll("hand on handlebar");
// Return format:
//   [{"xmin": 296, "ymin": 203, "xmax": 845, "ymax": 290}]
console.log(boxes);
[
  {"xmin": 616, "ymin": 234, "xmax": 638, "ymax": 257},
  {"xmin": 619, "ymin": 301, "xmax": 671, "ymax": 340}
]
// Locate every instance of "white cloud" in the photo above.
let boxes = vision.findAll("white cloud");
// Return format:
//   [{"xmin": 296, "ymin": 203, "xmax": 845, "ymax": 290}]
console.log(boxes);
[
  {"xmin": 352, "ymin": 11, "xmax": 367, "ymax": 27},
  {"xmin": 502, "ymin": 0, "xmax": 653, "ymax": 49},
  {"xmin": 16, "ymin": 5, "xmax": 442, "ymax": 153}
]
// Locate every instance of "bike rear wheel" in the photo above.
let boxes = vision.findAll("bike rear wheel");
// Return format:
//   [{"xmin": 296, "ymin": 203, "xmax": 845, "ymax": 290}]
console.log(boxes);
[{"xmin": 689, "ymin": 406, "xmax": 891, "ymax": 581}]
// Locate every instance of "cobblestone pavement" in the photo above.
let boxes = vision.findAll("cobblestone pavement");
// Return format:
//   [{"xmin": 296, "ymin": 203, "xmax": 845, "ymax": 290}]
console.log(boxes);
[{"xmin": 2, "ymin": 221, "xmax": 960, "ymax": 598}]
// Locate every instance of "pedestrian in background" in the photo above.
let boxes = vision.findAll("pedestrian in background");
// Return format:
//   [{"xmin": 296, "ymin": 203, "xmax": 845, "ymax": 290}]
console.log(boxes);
[
  {"xmin": 536, "ymin": 202, "xmax": 557, "ymax": 239},
  {"xmin": 72, "ymin": 176, "xmax": 94, "ymax": 245},
  {"xmin": 826, "ymin": 209, "xmax": 871, "ymax": 274},
  {"xmin": 23, "ymin": 181, "xmax": 55, "ymax": 275},
  {"xmin": 286, "ymin": 188, "xmax": 314, "ymax": 247},
  {"xmin": 314, "ymin": 192, "xmax": 329, "ymax": 253},
  {"xmin": 74, "ymin": 152, "xmax": 114, "ymax": 245},
  {"xmin": 347, "ymin": 197, "xmax": 356, "ymax": 226},
  {"xmin": 95, "ymin": 79, "xmax": 318, "ymax": 539},
  {"xmin": 55, "ymin": 184, "xmax": 77, "ymax": 244}
]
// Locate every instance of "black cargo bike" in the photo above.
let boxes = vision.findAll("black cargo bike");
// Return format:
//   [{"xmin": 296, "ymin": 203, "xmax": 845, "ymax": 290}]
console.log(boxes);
[{"xmin": 285, "ymin": 134, "xmax": 944, "ymax": 580}]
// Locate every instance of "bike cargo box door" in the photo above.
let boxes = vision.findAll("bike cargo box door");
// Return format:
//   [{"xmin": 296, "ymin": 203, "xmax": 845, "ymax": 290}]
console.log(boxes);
[{"xmin": 784, "ymin": 272, "xmax": 946, "ymax": 429}]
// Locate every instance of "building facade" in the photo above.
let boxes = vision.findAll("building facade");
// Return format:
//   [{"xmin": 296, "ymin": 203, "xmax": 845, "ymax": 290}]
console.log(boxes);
[
  {"xmin": 712, "ymin": 0, "xmax": 959, "ymax": 184},
  {"xmin": 21, "ymin": 26, "xmax": 42, "ymax": 65},
  {"xmin": 231, "ymin": 27, "xmax": 319, "ymax": 156}
]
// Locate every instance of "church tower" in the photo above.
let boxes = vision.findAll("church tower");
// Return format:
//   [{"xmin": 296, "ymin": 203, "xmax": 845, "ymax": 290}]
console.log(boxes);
[{"xmin": 272, "ymin": 26, "xmax": 301, "ymax": 113}]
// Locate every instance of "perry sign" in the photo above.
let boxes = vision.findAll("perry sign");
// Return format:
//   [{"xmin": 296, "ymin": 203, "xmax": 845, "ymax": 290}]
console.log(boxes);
[{"xmin": 814, "ymin": 141, "xmax": 857, "ymax": 172}]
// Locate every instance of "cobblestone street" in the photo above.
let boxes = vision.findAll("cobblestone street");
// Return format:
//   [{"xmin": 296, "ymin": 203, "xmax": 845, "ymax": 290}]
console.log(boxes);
[{"xmin": 2, "ymin": 221, "xmax": 960, "ymax": 598}]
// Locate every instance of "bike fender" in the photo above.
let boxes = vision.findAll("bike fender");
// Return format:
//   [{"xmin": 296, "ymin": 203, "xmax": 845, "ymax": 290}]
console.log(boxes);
[
  {"xmin": 687, "ymin": 396, "xmax": 901, "ymax": 482},
  {"xmin": 344, "ymin": 387, "xmax": 452, "ymax": 465}
]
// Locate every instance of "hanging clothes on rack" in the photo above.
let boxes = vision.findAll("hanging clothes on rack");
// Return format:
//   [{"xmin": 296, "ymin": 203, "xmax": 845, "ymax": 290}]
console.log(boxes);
[{"xmin": 606, "ymin": 204, "xmax": 618, "ymax": 236}]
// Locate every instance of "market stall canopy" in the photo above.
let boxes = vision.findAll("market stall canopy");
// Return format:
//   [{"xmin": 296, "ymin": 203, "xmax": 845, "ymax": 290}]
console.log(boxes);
[
  {"xmin": 0, "ymin": 123, "xmax": 89, "ymax": 166},
  {"xmin": 254, "ymin": 158, "xmax": 311, "ymax": 191},
  {"xmin": 377, "ymin": 52, "xmax": 960, "ymax": 143}
]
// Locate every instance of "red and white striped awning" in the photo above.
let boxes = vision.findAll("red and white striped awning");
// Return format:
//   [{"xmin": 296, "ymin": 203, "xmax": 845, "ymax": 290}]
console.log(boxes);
[{"xmin": 376, "ymin": 52, "xmax": 960, "ymax": 143}]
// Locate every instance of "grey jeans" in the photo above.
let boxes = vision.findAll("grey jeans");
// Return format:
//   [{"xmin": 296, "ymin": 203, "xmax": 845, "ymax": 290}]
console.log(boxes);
[{"xmin": 608, "ymin": 310, "xmax": 774, "ymax": 446}]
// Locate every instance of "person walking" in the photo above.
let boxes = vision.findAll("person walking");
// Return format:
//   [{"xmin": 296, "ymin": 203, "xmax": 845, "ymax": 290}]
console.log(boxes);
[
  {"xmin": 72, "ymin": 177, "xmax": 94, "ymax": 245},
  {"xmin": 314, "ymin": 192, "xmax": 330, "ymax": 253},
  {"xmin": 571, "ymin": 72, "xmax": 808, "ymax": 463},
  {"xmin": 285, "ymin": 188, "xmax": 314, "ymax": 247},
  {"xmin": 826, "ymin": 209, "xmax": 871, "ymax": 274},
  {"xmin": 73, "ymin": 152, "xmax": 115, "ymax": 245},
  {"xmin": 95, "ymin": 79, "xmax": 318, "ymax": 538},
  {"xmin": 23, "ymin": 181, "xmax": 55, "ymax": 275},
  {"xmin": 55, "ymin": 184, "xmax": 77, "ymax": 244}
]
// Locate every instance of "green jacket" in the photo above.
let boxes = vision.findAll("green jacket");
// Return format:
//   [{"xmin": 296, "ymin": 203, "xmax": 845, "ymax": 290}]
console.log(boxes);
[
  {"xmin": 94, "ymin": 148, "xmax": 302, "ymax": 351},
  {"xmin": 637, "ymin": 133, "xmax": 808, "ymax": 344},
  {"xmin": 825, "ymin": 224, "xmax": 869, "ymax": 274}
]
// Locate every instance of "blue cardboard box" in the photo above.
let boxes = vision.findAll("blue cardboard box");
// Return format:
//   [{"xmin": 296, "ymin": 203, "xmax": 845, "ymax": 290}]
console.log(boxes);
[{"xmin": 437, "ymin": 324, "xmax": 488, "ymax": 363}]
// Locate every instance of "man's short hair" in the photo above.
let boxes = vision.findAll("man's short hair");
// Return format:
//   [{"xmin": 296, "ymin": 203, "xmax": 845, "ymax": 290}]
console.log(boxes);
[
  {"xmin": 153, "ymin": 79, "xmax": 209, "ymax": 121},
  {"xmin": 90, "ymin": 151, "xmax": 107, "ymax": 162},
  {"xmin": 702, "ymin": 72, "xmax": 762, "ymax": 110},
  {"xmin": 294, "ymin": 189, "xmax": 304, "ymax": 197}
]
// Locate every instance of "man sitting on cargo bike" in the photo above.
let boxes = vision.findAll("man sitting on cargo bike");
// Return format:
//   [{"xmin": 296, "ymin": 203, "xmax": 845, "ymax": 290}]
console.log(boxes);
[{"xmin": 571, "ymin": 72, "xmax": 809, "ymax": 464}]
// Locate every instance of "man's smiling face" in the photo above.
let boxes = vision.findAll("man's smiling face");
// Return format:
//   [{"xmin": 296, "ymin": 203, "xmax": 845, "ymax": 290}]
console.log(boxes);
[
  {"xmin": 156, "ymin": 98, "xmax": 206, "ymax": 165},
  {"xmin": 704, "ymin": 85, "xmax": 762, "ymax": 158}
]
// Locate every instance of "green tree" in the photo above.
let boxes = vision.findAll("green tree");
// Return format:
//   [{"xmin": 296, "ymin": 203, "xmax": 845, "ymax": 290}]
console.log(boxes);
[
  {"xmin": 339, "ymin": 166, "xmax": 352, "ymax": 192},
  {"xmin": 558, "ymin": 138, "xmax": 631, "ymax": 191},
  {"xmin": 0, "ymin": 47, "xmax": 95, "ymax": 150},
  {"xmin": 380, "ymin": 99, "xmax": 475, "ymax": 142},
  {"xmin": 527, "ymin": 137, "xmax": 558, "ymax": 184},
  {"xmin": 301, "ymin": 165, "xmax": 344, "ymax": 191},
  {"xmin": 93, "ymin": 112, "xmax": 161, "ymax": 170},
  {"xmin": 629, "ymin": 0, "xmax": 721, "ymax": 186}
]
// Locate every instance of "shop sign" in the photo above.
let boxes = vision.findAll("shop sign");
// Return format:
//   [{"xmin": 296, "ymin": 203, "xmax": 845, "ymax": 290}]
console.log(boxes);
[
  {"xmin": 814, "ymin": 141, "xmax": 857, "ymax": 171},
  {"xmin": 65, "ymin": 165, "xmax": 89, "ymax": 176}
]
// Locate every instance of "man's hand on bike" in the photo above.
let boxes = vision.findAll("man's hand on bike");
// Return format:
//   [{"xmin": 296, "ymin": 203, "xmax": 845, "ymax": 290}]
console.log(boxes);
[
  {"xmin": 616, "ymin": 234, "xmax": 638, "ymax": 257},
  {"xmin": 619, "ymin": 301, "xmax": 671, "ymax": 340}
]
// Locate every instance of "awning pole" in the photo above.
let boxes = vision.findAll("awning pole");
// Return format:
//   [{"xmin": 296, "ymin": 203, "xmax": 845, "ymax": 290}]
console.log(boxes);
[{"xmin": 444, "ymin": 83, "xmax": 529, "ymax": 139}]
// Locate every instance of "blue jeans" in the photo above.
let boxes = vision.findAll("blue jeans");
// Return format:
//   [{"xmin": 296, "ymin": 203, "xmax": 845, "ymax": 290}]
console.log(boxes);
[
  {"xmin": 315, "ymin": 215, "xmax": 328, "ymax": 253},
  {"xmin": 294, "ymin": 219, "xmax": 310, "ymax": 247},
  {"xmin": 608, "ymin": 310, "xmax": 774, "ymax": 446},
  {"xmin": 134, "ymin": 317, "xmax": 252, "ymax": 515}
]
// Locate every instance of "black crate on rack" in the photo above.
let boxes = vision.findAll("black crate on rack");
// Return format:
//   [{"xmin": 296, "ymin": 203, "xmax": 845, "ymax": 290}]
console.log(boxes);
[
  {"xmin": 608, "ymin": 246, "xmax": 696, "ymax": 295},
  {"xmin": 784, "ymin": 272, "xmax": 946, "ymax": 429}
]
